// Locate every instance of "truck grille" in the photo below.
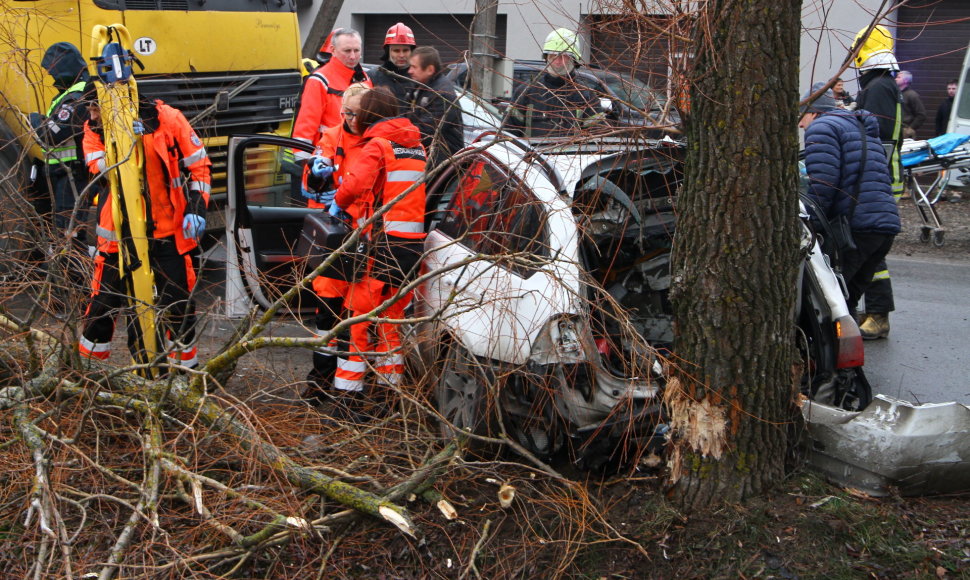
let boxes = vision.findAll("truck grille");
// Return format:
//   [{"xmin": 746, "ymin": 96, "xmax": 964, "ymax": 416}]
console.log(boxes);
[
  {"xmin": 137, "ymin": 71, "xmax": 301, "ymax": 205},
  {"xmin": 137, "ymin": 70, "xmax": 302, "ymax": 138}
]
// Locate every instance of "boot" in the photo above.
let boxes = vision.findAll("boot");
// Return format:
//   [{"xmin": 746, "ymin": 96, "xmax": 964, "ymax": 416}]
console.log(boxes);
[{"xmin": 860, "ymin": 313, "xmax": 890, "ymax": 340}]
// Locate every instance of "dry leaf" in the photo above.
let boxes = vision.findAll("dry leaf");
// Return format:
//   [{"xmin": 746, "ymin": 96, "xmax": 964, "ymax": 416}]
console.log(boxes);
[{"xmin": 285, "ymin": 516, "xmax": 309, "ymax": 530}]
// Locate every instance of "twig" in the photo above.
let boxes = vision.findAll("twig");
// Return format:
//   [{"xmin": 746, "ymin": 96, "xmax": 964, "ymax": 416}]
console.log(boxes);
[{"xmin": 459, "ymin": 518, "xmax": 492, "ymax": 580}]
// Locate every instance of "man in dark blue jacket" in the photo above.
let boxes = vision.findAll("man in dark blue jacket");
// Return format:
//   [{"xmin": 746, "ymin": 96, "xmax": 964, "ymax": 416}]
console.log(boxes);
[{"xmin": 800, "ymin": 82, "xmax": 901, "ymax": 314}]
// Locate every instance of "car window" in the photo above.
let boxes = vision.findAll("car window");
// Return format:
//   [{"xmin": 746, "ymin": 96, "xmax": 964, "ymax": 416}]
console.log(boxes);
[
  {"xmin": 599, "ymin": 72, "xmax": 666, "ymax": 112},
  {"xmin": 437, "ymin": 159, "xmax": 500, "ymax": 250},
  {"xmin": 436, "ymin": 158, "xmax": 548, "ymax": 275},
  {"xmin": 241, "ymin": 143, "xmax": 305, "ymax": 209}
]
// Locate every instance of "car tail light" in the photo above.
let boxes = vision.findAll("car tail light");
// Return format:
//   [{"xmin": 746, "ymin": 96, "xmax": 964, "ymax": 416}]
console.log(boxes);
[{"xmin": 835, "ymin": 315, "xmax": 865, "ymax": 368}]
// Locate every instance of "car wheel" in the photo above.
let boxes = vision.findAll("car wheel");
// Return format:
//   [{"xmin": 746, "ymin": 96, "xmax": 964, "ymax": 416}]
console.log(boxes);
[{"xmin": 435, "ymin": 342, "xmax": 499, "ymax": 448}]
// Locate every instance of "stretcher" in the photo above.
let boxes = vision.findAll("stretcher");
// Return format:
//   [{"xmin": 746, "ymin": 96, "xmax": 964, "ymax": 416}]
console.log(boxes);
[{"xmin": 899, "ymin": 133, "xmax": 970, "ymax": 247}]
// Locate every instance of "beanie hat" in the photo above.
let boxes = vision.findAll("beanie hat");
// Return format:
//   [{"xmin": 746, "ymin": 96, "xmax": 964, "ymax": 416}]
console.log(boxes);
[{"xmin": 799, "ymin": 82, "xmax": 838, "ymax": 115}]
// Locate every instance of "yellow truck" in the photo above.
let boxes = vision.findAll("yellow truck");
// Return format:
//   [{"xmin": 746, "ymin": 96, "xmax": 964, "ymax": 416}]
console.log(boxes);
[{"xmin": 0, "ymin": 0, "xmax": 304, "ymax": 227}]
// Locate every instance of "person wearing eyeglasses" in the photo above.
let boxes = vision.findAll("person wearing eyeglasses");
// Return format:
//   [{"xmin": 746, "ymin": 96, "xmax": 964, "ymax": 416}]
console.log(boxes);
[
  {"xmin": 300, "ymin": 83, "xmax": 369, "ymax": 407},
  {"xmin": 308, "ymin": 87, "xmax": 427, "ymax": 420}
]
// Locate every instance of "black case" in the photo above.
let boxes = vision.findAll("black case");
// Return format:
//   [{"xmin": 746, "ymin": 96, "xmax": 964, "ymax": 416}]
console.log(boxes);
[{"xmin": 296, "ymin": 212, "xmax": 354, "ymax": 280}]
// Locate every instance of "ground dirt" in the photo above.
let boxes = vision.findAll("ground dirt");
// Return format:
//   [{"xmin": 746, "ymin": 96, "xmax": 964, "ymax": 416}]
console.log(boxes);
[
  {"xmin": 12, "ymin": 190, "xmax": 968, "ymax": 578},
  {"xmin": 181, "ymin": 192, "xmax": 970, "ymax": 578}
]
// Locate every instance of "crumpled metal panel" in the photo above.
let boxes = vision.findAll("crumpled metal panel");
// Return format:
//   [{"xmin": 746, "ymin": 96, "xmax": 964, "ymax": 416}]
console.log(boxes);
[{"xmin": 803, "ymin": 394, "xmax": 970, "ymax": 496}]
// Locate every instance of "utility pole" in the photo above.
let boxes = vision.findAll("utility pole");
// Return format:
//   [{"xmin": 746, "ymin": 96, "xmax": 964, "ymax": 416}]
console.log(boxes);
[
  {"xmin": 302, "ymin": 0, "xmax": 344, "ymax": 60},
  {"xmin": 469, "ymin": 0, "xmax": 499, "ymax": 100}
]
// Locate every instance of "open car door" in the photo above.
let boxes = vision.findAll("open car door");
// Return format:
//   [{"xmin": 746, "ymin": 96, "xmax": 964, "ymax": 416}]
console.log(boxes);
[{"xmin": 225, "ymin": 134, "xmax": 317, "ymax": 317}]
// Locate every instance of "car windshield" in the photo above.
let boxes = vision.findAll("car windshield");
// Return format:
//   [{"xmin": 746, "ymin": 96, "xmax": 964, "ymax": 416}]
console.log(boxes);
[{"xmin": 599, "ymin": 72, "xmax": 666, "ymax": 112}]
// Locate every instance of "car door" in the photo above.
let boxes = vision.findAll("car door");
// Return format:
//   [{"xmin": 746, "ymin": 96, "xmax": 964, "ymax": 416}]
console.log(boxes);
[{"xmin": 225, "ymin": 134, "xmax": 319, "ymax": 316}]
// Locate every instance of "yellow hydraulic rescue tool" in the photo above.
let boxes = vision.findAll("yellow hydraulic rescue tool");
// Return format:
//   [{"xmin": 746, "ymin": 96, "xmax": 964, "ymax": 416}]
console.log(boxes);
[{"xmin": 89, "ymin": 24, "xmax": 158, "ymax": 376}]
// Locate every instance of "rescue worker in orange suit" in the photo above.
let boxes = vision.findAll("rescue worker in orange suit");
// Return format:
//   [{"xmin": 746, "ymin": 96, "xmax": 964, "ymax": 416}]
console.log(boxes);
[
  {"xmin": 367, "ymin": 22, "xmax": 417, "ymax": 109},
  {"xmin": 291, "ymin": 28, "xmax": 371, "ymax": 165},
  {"xmin": 314, "ymin": 87, "xmax": 426, "ymax": 418},
  {"xmin": 78, "ymin": 98, "xmax": 211, "ymax": 369},
  {"xmin": 300, "ymin": 83, "xmax": 369, "ymax": 404}
]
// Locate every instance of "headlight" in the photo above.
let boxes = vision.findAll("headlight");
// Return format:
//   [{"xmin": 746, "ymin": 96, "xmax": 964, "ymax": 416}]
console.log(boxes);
[{"xmin": 530, "ymin": 316, "xmax": 591, "ymax": 365}]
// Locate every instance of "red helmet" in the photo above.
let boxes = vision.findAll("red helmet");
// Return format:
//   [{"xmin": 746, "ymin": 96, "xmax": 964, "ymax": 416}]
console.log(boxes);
[{"xmin": 384, "ymin": 23, "xmax": 416, "ymax": 47}]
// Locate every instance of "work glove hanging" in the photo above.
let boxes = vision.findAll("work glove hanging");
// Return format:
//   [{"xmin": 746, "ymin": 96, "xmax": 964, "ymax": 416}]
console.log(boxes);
[{"xmin": 182, "ymin": 214, "xmax": 206, "ymax": 241}]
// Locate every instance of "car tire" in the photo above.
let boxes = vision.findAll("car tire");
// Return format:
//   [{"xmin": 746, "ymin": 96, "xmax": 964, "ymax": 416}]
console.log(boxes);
[{"xmin": 434, "ymin": 341, "xmax": 500, "ymax": 455}]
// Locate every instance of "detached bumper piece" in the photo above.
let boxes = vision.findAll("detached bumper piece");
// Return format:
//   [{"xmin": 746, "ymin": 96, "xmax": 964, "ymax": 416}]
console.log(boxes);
[{"xmin": 803, "ymin": 395, "xmax": 970, "ymax": 496}]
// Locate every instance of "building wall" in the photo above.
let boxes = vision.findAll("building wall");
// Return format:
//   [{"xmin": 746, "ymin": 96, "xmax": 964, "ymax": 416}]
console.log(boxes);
[{"xmin": 298, "ymin": 0, "xmax": 964, "ymax": 125}]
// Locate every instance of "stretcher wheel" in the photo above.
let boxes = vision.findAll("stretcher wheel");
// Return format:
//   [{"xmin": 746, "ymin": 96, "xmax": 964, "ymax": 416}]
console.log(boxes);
[
  {"xmin": 933, "ymin": 229, "xmax": 945, "ymax": 247},
  {"xmin": 919, "ymin": 226, "xmax": 932, "ymax": 243}
]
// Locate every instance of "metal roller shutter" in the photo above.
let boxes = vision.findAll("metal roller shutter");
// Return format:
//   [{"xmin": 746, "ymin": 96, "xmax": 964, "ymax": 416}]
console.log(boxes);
[
  {"xmin": 582, "ymin": 14, "xmax": 672, "ymax": 88},
  {"xmin": 362, "ymin": 14, "xmax": 508, "ymax": 68},
  {"xmin": 896, "ymin": 0, "xmax": 970, "ymax": 139}
]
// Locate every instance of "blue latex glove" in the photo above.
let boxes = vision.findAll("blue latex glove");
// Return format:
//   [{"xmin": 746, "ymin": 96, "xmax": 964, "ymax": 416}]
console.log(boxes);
[
  {"xmin": 133, "ymin": 119, "xmax": 145, "ymax": 135},
  {"xmin": 328, "ymin": 202, "xmax": 344, "ymax": 218},
  {"xmin": 182, "ymin": 214, "xmax": 206, "ymax": 240},
  {"xmin": 300, "ymin": 187, "xmax": 336, "ymax": 204},
  {"xmin": 311, "ymin": 157, "xmax": 335, "ymax": 179},
  {"xmin": 317, "ymin": 189, "xmax": 336, "ymax": 206}
]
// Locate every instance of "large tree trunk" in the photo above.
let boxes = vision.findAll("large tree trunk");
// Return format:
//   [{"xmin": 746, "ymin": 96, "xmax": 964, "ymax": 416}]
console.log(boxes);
[{"xmin": 667, "ymin": 0, "xmax": 803, "ymax": 506}]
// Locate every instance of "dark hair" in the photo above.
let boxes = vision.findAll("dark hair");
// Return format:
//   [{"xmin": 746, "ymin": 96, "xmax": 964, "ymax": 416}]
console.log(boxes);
[
  {"xmin": 949, "ymin": 78, "xmax": 959, "ymax": 85},
  {"xmin": 411, "ymin": 46, "xmax": 442, "ymax": 73},
  {"xmin": 355, "ymin": 86, "xmax": 399, "ymax": 133}
]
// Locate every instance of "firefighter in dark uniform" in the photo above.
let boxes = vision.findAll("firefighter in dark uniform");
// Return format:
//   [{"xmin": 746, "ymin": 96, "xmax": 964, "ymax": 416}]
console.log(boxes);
[
  {"xmin": 32, "ymin": 42, "xmax": 96, "ymax": 313},
  {"xmin": 507, "ymin": 28, "xmax": 603, "ymax": 139},
  {"xmin": 33, "ymin": 42, "xmax": 92, "ymax": 234},
  {"xmin": 852, "ymin": 25, "xmax": 904, "ymax": 340}
]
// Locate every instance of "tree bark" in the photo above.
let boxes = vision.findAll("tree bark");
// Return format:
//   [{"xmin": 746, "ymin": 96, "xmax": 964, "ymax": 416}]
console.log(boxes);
[{"xmin": 667, "ymin": 0, "xmax": 803, "ymax": 506}]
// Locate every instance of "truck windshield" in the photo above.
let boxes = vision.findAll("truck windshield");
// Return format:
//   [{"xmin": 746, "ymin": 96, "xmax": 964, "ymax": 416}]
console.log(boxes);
[{"xmin": 93, "ymin": 0, "xmax": 295, "ymax": 11}]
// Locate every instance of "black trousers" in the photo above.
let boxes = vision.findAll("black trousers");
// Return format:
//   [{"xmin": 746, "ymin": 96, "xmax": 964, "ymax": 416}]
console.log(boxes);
[
  {"xmin": 81, "ymin": 236, "xmax": 199, "ymax": 361},
  {"xmin": 840, "ymin": 232, "xmax": 896, "ymax": 315}
]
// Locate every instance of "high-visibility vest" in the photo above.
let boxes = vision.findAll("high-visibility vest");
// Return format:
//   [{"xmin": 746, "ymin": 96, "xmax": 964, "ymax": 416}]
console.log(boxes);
[
  {"xmin": 43, "ymin": 80, "xmax": 87, "ymax": 165},
  {"xmin": 369, "ymin": 137, "xmax": 426, "ymax": 239}
]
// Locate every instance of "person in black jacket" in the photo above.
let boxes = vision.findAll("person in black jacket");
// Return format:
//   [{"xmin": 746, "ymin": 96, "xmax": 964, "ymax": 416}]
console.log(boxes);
[
  {"xmin": 32, "ymin": 42, "xmax": 93, "ymax": 234},
  {"xmin": 800, "ymin": 83, "xmax": 900, "ymax": 314},
  {"xmin": 405, "ymin": 46, "xmax": 464, "ymax": 172},
  {"xmin": 852, "ymin": 24, "xmax": 904, "ymax": 340},
  {"xmin": 367, "ymin": 22, "xmax": 416, "ymax": 110},
  {"xmin": 935, "ymin": 78, "xmax": 957, "ymax": 136},
  {"xmin": 507, "ymin": 28, "xmax": 602, "ymax": 139}
]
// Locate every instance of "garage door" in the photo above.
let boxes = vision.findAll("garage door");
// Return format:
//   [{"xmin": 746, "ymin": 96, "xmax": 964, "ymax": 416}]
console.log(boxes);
[
  {"xmin": 582, "ymin": 14, "xmax": 672, "ymax": 89},
  {"xmin": 896, "ymin": 0, "xmax": 970, "ymax": 139},
  {"xmin": 362, "ymin": 14, "xmax": 508, "ymax": 68}
]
